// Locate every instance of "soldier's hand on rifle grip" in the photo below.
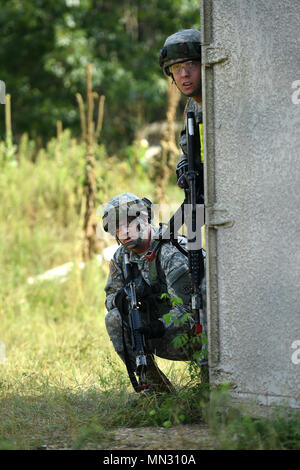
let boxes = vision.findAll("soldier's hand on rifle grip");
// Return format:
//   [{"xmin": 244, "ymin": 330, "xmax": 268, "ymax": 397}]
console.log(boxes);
[
  {"xmin": 176, "ymin": 156, "xmax": 189, "ymax": 189},
  {"xmin": 114, "ymin": 289, "xmax": 129, "ymax": 316}
]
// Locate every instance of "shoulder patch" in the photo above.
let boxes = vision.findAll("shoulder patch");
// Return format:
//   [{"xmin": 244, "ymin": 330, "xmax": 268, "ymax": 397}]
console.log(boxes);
[{"xmin": 109, "ymin": 260, "xmax": 117, "ymax": 276}]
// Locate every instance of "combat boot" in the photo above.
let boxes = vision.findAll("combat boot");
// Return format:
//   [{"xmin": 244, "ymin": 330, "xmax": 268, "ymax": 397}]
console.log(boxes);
[{"xmin": 145, "ymin": 356, "xmax": 176, "ymax": 394}]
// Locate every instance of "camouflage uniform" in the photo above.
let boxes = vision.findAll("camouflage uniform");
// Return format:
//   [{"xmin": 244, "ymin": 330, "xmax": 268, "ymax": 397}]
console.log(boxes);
[
  {"xmin": 104, "ymin": 228, "xmax": 203, "ymax": 371},
  {"xmin": 158, "ymin": 30, "xmax": 207, "ymax": 381},
  {"xmin": 179, "ymin": 98, "xmax": 202, "ymax": 163}
]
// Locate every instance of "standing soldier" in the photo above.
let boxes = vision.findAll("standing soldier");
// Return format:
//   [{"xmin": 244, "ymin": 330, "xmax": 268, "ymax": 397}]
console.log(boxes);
[
  {"xmin": 159, "ymin": 29, "xmax": 208, "ymax": 380},
  {"xmin": 159, "ymin": 29, "xmax": 203, "ymax": 201}
]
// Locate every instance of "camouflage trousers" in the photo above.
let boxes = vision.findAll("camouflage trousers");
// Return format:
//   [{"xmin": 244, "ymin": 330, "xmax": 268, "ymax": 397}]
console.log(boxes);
[{"xmin": 105, "ymin": 307, "xmax": 203, "ymax": 371}]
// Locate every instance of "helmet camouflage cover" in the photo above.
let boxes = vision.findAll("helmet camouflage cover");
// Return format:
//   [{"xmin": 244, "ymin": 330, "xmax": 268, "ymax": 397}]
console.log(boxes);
[
  {"xmin": 159, "ymin": 29, "xmax": 201, "ymax": 76},
  {"xmin": 102, "ymin": 193, "xmax": 152, "ymax": 235}
]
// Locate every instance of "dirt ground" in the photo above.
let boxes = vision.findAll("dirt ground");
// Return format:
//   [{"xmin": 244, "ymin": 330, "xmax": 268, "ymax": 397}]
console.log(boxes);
[
  {"xmin": 108, "ymin": 424, "xmax": 215, "ymax": 450},
  {"xmin": 45, "ymin": 423, "xmax": 215, "ymax": 450}
]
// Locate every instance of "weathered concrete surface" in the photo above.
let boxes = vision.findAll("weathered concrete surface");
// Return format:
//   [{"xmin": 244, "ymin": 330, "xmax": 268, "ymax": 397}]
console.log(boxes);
[{"xmin": 201, "ymin": 0, "xmax": 300, "ymax": 406}]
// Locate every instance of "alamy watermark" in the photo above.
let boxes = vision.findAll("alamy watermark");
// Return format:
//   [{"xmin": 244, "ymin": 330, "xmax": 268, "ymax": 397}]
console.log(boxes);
[
  {"xmin": 97, "ymin": 200, "xmax": 205, "ymax": 250},
  {"xmin": 0, "ymin": 80, "xmax": 5, "ymax": 105},
  {"xmin": 291, "ymin": 80, "xmax": 300, "ymax": 104},
  {"xmin": 291, "ymin": 340, "xmax": 300, "ymax": 365}
]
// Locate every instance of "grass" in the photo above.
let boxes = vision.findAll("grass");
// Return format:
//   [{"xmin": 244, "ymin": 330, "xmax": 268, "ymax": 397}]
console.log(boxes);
[
  {"xmin": 0, "ymin": 131, "xmax": 299, "ymax": 450},
  {"xmin": 1, "ymin": 258, "xmax": 299, "ymax": 450},
  {"xmin": 0, "ymin": 262, "xmax": 195, "ymax": 450},
  {"xmin": 0, "ymin": 257, "xmax": 193, "ymax": 450},
  {"xmin": 0, "ymin": 133, "xmax": 189, "ymax": 449}
]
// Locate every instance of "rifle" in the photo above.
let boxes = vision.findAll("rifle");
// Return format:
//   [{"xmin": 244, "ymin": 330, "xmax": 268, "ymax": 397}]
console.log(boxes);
[
  {"xmin": 145, "ymin": 110, "xmax": 207, "ymax": 364},
  {"xmin": 123, "ymin": 252, "xmax": 149, "ymax": 392},
  {"xmin": 185, "ymin": 111, "xmax": 207, "ymax": 364}
]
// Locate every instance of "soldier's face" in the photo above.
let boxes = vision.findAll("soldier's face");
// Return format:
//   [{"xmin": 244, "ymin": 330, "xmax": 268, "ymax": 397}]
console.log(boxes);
[
  {"xmin": 171, "ymin": 60, "xmax": 202, "ymax": 98},
  {"xmin": 116, "ymin": 216, "xmax": 151, "ymax": 254}
]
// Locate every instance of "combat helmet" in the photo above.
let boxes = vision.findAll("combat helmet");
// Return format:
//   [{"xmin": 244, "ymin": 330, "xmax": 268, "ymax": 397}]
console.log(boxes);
[
  {"xmin": 159, "ymin": 29, "xmax": 201, "ymax": 77},
  {"xmin": 102, "ymin": 193, "xmax": 153, "ymax": 236}
]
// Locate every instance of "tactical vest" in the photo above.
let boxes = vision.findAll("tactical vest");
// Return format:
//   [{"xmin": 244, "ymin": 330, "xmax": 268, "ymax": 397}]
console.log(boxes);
[{"xmin": 126, "ymin": 242, "xmax": 172, "ymax": 321}]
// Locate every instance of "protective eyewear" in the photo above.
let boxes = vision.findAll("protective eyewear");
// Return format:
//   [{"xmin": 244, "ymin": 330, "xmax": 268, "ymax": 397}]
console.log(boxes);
[{"xmin": 170, "ymin": 60, "xmax": 200, "ymax": 75}]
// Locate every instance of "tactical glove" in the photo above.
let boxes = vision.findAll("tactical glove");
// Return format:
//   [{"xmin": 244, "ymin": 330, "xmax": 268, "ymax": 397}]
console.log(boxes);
[
  {"xmin": 138, "ymin": 319, "xmax": 165, "ymax": 339},
  {"xmin": 176, "ymin": 157, "xmax": 189, "ymax": 189},
  {"xmin": 114, "ymin": 289, "xmax": 129, "ymax": 316},
  {"xmin": 134, "ymin": 276, "xmax": 153, "ymax": 300}
]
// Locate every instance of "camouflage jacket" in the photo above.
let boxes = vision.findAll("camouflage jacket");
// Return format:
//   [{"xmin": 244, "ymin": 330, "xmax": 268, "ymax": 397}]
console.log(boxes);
[{"xmin": 104, "ymin": 229, "xmax": 192, "ymax": 320}]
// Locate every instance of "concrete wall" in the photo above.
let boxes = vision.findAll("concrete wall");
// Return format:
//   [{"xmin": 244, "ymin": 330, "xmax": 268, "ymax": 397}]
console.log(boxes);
[{"xmin": 201, "ymin": 0, "xmax": 300, "ymax": 407}]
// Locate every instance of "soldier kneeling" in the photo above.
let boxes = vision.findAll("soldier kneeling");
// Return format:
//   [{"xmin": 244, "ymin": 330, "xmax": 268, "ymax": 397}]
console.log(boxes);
[{"xmin": 102, "ymin": 193, "xmax": 206, "ymax": 393}]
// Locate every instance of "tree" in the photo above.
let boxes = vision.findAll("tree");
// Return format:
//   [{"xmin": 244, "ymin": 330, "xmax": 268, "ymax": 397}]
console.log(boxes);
[{"xmin": 0, "ymin": 0, "xmax": 200, "ymax": 151}]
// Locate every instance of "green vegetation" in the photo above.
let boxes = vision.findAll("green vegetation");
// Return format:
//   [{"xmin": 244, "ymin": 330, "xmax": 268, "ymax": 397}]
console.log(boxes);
[
  {"xmin": 0, "ymin": 3, "xmax": 299, "ymax": 446},
  {"xmin": 0, "ymin": 128, "xmax": 186, "ymax": 450},
  {"xmin": 0, "ymin": 131, "xmax": 299, "ymax": 450},
  {"xmin": 0, "ymin": 0, "xmax": 199, "ymax": 151}
]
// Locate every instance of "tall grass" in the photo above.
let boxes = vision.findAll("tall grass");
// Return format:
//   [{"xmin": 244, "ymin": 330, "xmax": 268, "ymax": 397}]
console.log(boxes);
[
  {"xmin": 0, "ymin": 130, "xmax": 299, "ymax": 450},
  {"xmin": 0, "ymin": 129, "xmax": 187, "ymax": 449}
]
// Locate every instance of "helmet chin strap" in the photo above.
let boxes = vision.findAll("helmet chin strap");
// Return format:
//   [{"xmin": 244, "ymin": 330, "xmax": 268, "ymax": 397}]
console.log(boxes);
[
  {"xmin": 115, "ymin": 236, "xmax": 139, "ymax": 248},
  {"xmin": 123, "ymin": 239, "xmax": 142, "ymax": 249}
]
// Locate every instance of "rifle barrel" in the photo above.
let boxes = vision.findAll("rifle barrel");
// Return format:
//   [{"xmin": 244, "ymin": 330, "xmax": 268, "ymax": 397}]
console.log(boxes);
[
  {"xmin": 186, "ymin": 111, "xmax": 207, "ymax": 360},
  {"xmin": 124, "ymin": 253, "xmax": 149, "ymax": 392}
]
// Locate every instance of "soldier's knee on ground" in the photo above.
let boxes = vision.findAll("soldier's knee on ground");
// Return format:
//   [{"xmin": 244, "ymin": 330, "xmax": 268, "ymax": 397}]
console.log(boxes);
[{"xmin": 145, "ymin": 355, "xmax": 176, "ymax": 393}]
